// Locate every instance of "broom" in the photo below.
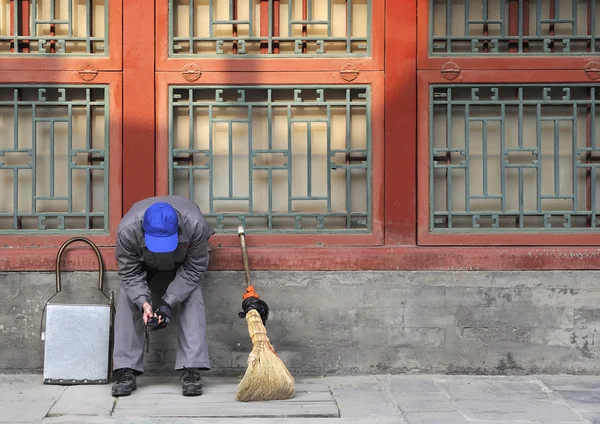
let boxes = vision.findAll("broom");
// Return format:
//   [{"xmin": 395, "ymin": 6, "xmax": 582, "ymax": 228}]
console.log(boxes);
[{"xmin": 235, "ymin": 225, "xmax": 295, "ymax": 402}]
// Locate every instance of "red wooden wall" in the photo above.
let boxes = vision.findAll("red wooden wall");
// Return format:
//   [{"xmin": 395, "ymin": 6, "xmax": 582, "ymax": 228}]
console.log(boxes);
[{"xmin": 2, "ymin": 0, "xmax": 600, "ymax": 271}]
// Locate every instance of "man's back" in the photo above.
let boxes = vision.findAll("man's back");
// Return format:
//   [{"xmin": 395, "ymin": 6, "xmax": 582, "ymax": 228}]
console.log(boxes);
[{"xmin": 119, "ymin": 196, "xmax": 209, "ymax": 232}]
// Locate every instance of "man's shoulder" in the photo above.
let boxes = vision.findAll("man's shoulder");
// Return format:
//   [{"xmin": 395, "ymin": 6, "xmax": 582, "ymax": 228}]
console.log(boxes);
[{"xmin": 116, "ymin": 221, "xmax": 143, "ymax": 247}]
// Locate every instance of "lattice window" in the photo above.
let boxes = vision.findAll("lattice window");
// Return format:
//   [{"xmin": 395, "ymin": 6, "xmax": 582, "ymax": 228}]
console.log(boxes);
[
  {"xmin": 431, "ymin": 0, "xmax": 599, "ymax": 55},
  {"xmin": 170, "ymin": 0, "xmax": 370, "ymax": 56},
  {"xmin": 0, "ymin": 0, "xmax": 107, "ymax": 54},
  {"xmin": 431, "ymin": 84, "xmax": 600, "ymax": 231},
  {"xmin": 0, "ymin": 85, "xmax": 108, "ymax": 232},
  {"xmin": 169, "ymin": 85, "xmax": 371, "ymax": 232}
]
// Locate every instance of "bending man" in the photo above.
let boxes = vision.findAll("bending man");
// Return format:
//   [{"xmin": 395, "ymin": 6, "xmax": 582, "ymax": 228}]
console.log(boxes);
[{"xmin": 111, "ymin": 195, "xmax": 214, "ymax": 397}]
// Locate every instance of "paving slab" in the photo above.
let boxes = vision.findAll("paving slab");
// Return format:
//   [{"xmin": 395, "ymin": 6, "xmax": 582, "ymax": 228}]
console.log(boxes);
[
  {"xmin": 542, "ymin": 376, "xmax": 600, "ymax": 391},
  {"xmin": 0, "ymin": 377, "xmax": 65, "ymax": 424},
  {"xmin": 0, "ymin": 379, "xmax": 65, "ymax": 402},
  {"xmin": 436, "ymin": 377, "xmax": 551, "ymax": 401},
  {"xmin": 388, "ymin": 376, "xmax": 441, "ymax": 394},
  {"xmin": 1, "ymin": 399, "xmax": 54, "ymax": 423},
  {"xmin": 112, "ymin": 381, "xmax": 339, "ymax": 419},
  {"xmin": 403, "ymin": 411, "xmax": 467, "ymax": 424},
  {"xmin": 455, "ymin": 399, "xmax": 585, "ymax": 422},
  {"xmin": 43, "ymin": 418, "xmax": 400, "ymax": 424},
  {"xmin": 47, "ymin": 385, "xmax": 115, "ymax": 417},
  {"xmin": 112, "ymin": 402, "xmax": 339, "ymax": 419},
  {"xmin": 392, "ymin": 392, "xmax": 457, "ymax": 413},
  {"xmin": 554, "ymin": 389, "xmax": 600, "ymax": 411},
  {"xmin": 578, "ymin": 412, "xmax": 600, "ymax": 424},
  {"xmin": 328, "ymin": 381, "xmax": 404, "ymax": 420}
]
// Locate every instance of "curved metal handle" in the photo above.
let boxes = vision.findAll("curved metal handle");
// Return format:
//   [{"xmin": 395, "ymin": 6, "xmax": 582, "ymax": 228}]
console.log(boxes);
[{"xmin": 55, "ymin": 237, "xmax": 104, "ymax": 294}]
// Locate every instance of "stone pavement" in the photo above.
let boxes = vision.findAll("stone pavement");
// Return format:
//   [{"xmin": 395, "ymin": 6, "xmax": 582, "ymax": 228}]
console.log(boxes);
[{"xmin": 3, "ymin": 373, "xmax": 600, "ymax": 424}]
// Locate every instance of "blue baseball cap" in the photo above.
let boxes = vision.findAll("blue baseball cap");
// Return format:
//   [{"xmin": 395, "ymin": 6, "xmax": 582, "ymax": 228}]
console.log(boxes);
[{"xmin": 142, "ymin": 202, "xmax": 179, "ymax": 253}]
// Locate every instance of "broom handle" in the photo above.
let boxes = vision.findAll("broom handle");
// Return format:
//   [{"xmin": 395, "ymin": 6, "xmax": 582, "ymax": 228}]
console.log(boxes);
[{"xmin": 238, "ymin": 226, "xmax": 252, "ymax": 288}]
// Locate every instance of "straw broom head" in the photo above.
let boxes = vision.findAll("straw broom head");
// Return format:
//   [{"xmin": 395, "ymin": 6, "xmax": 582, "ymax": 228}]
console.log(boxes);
[{"xmin": 236, "ymin": 309, "xmax": 295, "ymax": 402}]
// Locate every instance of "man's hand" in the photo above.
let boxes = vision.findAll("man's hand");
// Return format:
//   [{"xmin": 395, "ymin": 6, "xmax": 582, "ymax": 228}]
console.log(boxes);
[{"xmin": 142, "ymin": 302, "xmax": 154, "ymax": 325}]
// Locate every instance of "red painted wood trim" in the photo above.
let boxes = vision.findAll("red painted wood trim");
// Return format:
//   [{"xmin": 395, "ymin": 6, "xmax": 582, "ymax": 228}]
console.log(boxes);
[
  {"xmin": 20, "ymin": 0, "xmax": 30, "ymax": 53},
  {"xmin": 417, "ymin": 70, "xmax": 430, "ymax": 246},
  {"xmin": 273, "ymin": 0, "xmax": 280, "ymax": 54},
  {"xmin": 418, "ymin": 69, "xmax": 594, "ymax": 85},
  {"xmin": 416, "ymin": 0, "xmax": 595, "ymax": 71},
  {"xmin": 4, "ymin": 245, "xmax": 600, "ymax": 272},
  {"xmin": 154, "ymin": 0, "xmax": 169, "ymax": 62},
  {"xmin": 370, "ymin": 73, "xmax": 385, "ymax": 243},
  {"xmin": 156, "ymin": 57, "xmax": 381, "ymax": 73},
  {"xmin": 416, "ymin": 0, "xmax": 430, "ymax": 69},
  {"xmin": 260, "ymin": 0, "xmax": 269, "ymax": 54},
  {"xmin": 155, "ymin": 70, "xmax": 382, "ymax": 86},
  {"xmin": 208, "ymin": 234, "xmax": 381, "ymax": 248},
  {"xmin": 420, "ymin": 56, "xmax": 599, "ymax": 71},
  {"xmin": 0, "ymin": 72, "xmax": 122, "ymax": 247},
  {"xmin": 369, "ymin": 0, "xmax": 385, "ymax": 70},
  {"xmin": 155, "ymin": 0, "xmax": 384, "ymax": 71},
  {"xmin": 123, "ymin": 0, "xmax": 155, "ymax": 214},
  {"xmin": 155, "ymin": 71, "xmax": 385, "ymax": 245},
  {"xmin": 384, "ymin": 0, "xmax": 417, "ymax": 245}
]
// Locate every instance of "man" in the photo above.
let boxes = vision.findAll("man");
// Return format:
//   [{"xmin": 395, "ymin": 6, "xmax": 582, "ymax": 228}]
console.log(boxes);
[{"xmin": 111, "ymin": 195, "xmax": 214, "ymax": 397}]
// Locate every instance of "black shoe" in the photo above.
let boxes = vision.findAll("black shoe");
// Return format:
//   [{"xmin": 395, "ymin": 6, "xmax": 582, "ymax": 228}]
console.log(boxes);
[
  {"xmin": 181, "ymin": 367, "xmax": 203, "ymax": 396},
  {"xmin": 112, "ymin": 368, "xmax": 137, "ymax": 397}
]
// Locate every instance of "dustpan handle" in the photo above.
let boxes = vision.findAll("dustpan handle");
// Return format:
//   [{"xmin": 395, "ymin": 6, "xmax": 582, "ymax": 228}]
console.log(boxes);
[
  {"xmin": 41, "ymin": 237, "xmax": 108, "ymax": 339},
  {"xmin": 237, "ymin": 226, "xmax": 252, "ymax": 288},
  {"xmin": 55, "ymin": 237, "xmax": 105, "ymax": 295}
]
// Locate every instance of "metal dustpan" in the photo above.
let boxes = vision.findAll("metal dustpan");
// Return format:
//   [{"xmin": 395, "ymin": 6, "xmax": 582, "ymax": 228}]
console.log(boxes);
[{"xmin": 40, "ymin": 237, "xmax": 114, "ymax": 385}]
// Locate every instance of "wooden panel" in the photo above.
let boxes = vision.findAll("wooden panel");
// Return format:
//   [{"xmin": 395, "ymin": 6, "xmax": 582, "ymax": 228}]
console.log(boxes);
[
  {"xmin": 417, "ymin": 0, "xmax": 598, "ymax": 71},
  {"xmin": 155, "ymin": 0, "xmax": 385, "ymax": 72},
  {"xmin": 384, "ymin": 0, "xmax": 417, "ymax": 245},
  {"xmin": 417, "ymin": 70, "xmax": 600, "ymax": 246},
  {"xmin": 112, "ymin": 382, "xmax": 339, "ymax": 418},
  {"xmin": 123, "ymin": 0, "xmax": 155, "ymax": 213},
  {"xmin": 0, "ymin": 70, "xmax": 122, "ymax": 248},
  {"xmin": 0, "ymin": 0, "xmax": 122, "ymax": 71},
  {"xmin": 155, "ymin": 71, "xmax": 385, "ymax": 247}
]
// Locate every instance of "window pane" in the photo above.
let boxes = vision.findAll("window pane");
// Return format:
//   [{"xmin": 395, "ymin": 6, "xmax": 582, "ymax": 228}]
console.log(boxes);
[
  {"xmin": 169, "ymin": 85, "xmax": 371, "ymax": 232},
  {"xmin": 0, "ymin": 85, "xmax": 108, "ymax": 232}
]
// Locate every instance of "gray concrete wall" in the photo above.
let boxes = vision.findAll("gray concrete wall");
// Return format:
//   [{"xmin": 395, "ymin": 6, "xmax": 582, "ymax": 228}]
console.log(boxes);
[{"xmin": 2, "ymin": 271, "xmax": 600, "ymax": 375}]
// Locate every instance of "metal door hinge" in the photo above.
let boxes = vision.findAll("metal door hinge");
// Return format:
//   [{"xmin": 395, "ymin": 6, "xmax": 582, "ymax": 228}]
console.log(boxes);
[
  {"xmin": 182, "ymin": 64, "xmax": 201, "ymax": 82},
  {"xmin": 340, "ymin": 63, "xmax": 359, "ymax": 82},
  {"xmin": 78, "ymin": 63, "xmax": 98, "ymax": 81}
]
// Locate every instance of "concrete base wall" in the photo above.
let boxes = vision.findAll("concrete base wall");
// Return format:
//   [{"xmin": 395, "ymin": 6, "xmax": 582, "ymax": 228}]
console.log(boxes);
[{"xmin": 2, "ymin": 271, "xmax": 600, "ymax": 375}]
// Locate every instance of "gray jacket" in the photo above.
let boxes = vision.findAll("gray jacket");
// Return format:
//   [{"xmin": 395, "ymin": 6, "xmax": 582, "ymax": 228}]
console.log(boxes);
[{"xmin": 116, "ymin": 196, "xmax": 215, "ymax": 309}]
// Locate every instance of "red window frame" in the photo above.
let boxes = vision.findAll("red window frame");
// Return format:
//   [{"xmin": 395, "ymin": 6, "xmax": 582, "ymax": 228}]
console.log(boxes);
[
  {"xmin": 0, "ymin": 0, "xmax": 123, "ymax": 71},
  {"xmin": 416, "ymin": 0, "xmax": 600, "ymax": 247},
  {"xmin": 417, "ymin": 70, "xmax": 600, "ymax": 246},
  {"xmin": 0, "ymin": 71, "xmax": 123, "ymax": 269},
  {"xmin": 155, "ymin": 71, "xmax": 385, "ymax": 248},
  {"xmin": 154, "ymin": 0, "xmax": 385, "ymax": 73},
  {"xmin": 153, "ymin": 0, "xmax": 387, "ymax": 249},
  {"xmin": 417, "ymin": 0, "xmax": 598, "ymax": 71}
]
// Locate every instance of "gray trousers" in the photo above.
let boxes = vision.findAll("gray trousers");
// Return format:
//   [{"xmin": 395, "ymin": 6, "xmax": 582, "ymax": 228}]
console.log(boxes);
[{"xmin": 112, "ymin": 270, "xmax": 210, "ymax": 373}]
